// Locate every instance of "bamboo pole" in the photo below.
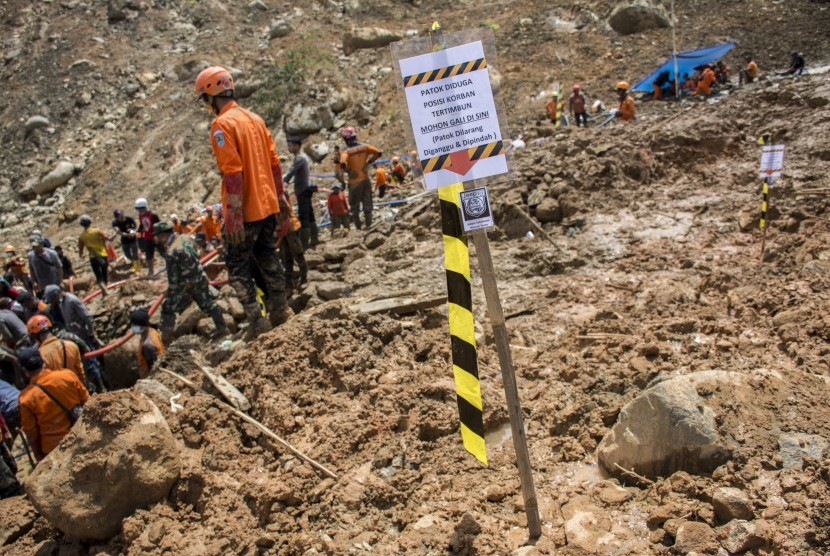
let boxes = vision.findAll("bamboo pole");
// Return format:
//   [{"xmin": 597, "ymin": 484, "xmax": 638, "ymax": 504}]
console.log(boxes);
[{"xmin": 160, "ymin": 368, "xmax": 338, "ymax": 480}]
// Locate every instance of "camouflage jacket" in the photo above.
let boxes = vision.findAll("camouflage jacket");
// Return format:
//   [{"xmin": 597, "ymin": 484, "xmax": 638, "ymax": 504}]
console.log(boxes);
[{"xmin": 163, "ymin": 234, "xmax": 206, "ymax": 292}]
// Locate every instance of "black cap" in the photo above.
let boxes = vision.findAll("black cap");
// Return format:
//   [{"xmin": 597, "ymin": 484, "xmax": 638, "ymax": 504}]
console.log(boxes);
[
  {"xmin": 130, "ymin": 308, "xmax": 150, "ymax": 327},
  {"xmin": 17, "ymin": 346, "xmax": 43, "ymax": 372},
  {"xmin": 286, "ymin": 135, "xmax": 303, "ymax": 145},
  {"xmin": 16, "ymin": 291, "xmax": 34, "ymax": 304}
]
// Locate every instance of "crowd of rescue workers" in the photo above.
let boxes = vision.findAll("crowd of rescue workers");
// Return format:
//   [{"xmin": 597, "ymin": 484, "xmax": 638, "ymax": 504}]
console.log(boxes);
[{"xmin": 0, "ymin": 50, "xmax": 811, "ymax": 496}]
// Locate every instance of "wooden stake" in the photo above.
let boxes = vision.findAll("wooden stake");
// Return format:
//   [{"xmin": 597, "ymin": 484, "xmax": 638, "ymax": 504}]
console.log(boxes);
[
  {"xmin": 159, "ymin": 368, "xmax": 338, "ymax": 480},
  {"xmin": 470, "ymin": 233, "xmax": 542, "ymax": 539}
]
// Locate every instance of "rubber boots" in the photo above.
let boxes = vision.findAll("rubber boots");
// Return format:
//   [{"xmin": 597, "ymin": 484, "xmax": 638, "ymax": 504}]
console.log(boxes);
[
  {"xmin": 243, "ymin": 302, "xmax": 271, "ymax": 340},
  {"xmin": 267, "ymin": 296, "xmax": 292, "ymax": 327},
  {"xmin": 209, "ymin": 307, "xmax": 229, "ymax": 339},
  {"xmin": 132, "ymin": 260, "xmax": 142, "ymax": 275}
]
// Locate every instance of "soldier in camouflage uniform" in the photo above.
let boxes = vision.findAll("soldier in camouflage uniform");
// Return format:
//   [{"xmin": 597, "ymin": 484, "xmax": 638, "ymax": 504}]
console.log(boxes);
[{"xmin": 152, "ymin": 222, "xmax": 228, "ymax": 343}]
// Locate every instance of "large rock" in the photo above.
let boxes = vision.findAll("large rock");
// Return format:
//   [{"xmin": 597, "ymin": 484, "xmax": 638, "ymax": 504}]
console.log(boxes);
[
  {"xmin": 284, "ymin": 104, "xmax": 334, "ymax": 135},
  {"xmin": 536, "ymin": 197, "xmax": 562, "ymax": 223},
  {"xmin": 712, "ymin": 487, "xmax": 754, "ymax": 522},
  {"xmin": 722, "ymin": 519, "xmax": 767, "ymax": 553},
  {"xmin": 268, "ymin": 19, "xmax": 291, "ymax": 39},
  {"xmin": 34, "ymin": 161, "xmax": 75, "ymax": 195},
  {"xmin": 307, "ymin": 142, "xmax": 330, "ymax": 163},
  {"xmin": 779, "ymin": 432, "xmax": 828, "ymax": 468},
  {"xmin": 597, "ymin": 371, "xmax": 735, "ymax": 479},
  {"xmin": 343, "ymin": 27, "xmax": 403, "ymax": 56},
  {"xmin": 608, "ymin": 0, "xmax": 671, "ymax": 35},
  {"xmin": 24, "ymin": 115, "xmax": 50, "ymax": 136},
  {"xmin": 25, "ymin": 391, "xmax": 180, "ymax": 540}
]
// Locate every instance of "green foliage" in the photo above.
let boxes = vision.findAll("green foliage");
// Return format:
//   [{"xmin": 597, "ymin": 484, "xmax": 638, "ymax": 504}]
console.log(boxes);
[
  {"xmin": 482, "ymin": 20, "xmax": 500, "ymax": 31},
  {"xmin": 251, "ymin": 39, "xmax": 334, "ymax": 126}
]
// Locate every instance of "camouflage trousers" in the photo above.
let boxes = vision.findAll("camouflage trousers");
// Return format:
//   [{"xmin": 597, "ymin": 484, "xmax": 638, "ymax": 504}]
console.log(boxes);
[
  {"xmin": 224, "ymin": 214, "xmax": 286, "ymax": 307},
  {"xmin": 161, "ymin": 273, "xmax": 217, "ymax": 316}
]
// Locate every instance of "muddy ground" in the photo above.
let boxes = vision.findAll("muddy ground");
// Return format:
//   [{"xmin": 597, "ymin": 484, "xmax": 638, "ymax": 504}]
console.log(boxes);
[{"xmin": 2, "ymin": 0, "xmax": 830, "ymax": 554}]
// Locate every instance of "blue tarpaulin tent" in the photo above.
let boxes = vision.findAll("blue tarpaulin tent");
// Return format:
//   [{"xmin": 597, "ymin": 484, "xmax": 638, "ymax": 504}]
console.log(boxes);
[{"xmin": 633, "ymin": 42, "xmax": 737, "ymax": 93}]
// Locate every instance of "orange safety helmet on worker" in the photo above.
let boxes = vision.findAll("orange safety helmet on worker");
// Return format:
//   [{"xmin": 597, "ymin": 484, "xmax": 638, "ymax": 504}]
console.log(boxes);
[
  {"xmin": 27, "ymin": 314, "xmax": 52, "ymax": 336},
  {"xmin": 195, "ymin": 64, "xmax": 290, "ymax": 335},
  {"xmin": 614, "ymin": 81, "xmax": 636, "ymax": 122}
]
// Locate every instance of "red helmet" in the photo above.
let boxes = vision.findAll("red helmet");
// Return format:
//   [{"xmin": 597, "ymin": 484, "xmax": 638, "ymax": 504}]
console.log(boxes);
[
  {"xmin": 340, "ymin": 126, "xmax": 357, "ymax": 140},
  {"xmin": 27, "ymin": 314, "xmax": 52, "ymax": 336},
  {"xmin": 573, "ymin": 84, "xmax": 581, "ymax": 92},
  {"xmin": 195, "ymin": 66, "xmax": 235, "ymax": 97}
]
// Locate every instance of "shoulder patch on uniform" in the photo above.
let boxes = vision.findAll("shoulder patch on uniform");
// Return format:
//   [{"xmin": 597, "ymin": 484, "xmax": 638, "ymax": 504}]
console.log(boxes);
[{"xmin": 213, "ymin": 129, "xmax": 226, "ymax": 148}]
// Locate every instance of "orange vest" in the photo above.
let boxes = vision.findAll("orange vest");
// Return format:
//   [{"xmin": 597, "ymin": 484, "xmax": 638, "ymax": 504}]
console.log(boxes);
[
  {"xmin": 210, "ymin": 101, "xmax": 281, "ymax": 223},
  {"xmin": 39, "ymin": 336, "xmax": 85, "ymax": 382},
  {"xmin": 19, "ymin": 369, "xmax": 89, "ymax": 456},
  {"xmin": 619, "ymin": 95, "xmax": 636, "ymax": 121},
  {"xmin": 137, "ymin": 328, "xmax": 165, "ymax": 377}
]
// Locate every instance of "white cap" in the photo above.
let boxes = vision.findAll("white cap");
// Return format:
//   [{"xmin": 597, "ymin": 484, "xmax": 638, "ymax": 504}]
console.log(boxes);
[{"xmin": 134, "ymin": 197, "xmax": 148, "ymax": 209}]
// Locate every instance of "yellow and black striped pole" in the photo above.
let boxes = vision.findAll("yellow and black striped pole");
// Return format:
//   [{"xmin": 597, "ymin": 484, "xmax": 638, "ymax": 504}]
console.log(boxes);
[
  {"xmin": 760, "ymin": 177, "xmax": 770, "ymax": 260},
  {"xmin": 438, "ymin": 183, "xmax": 487, "ymax": 465}
]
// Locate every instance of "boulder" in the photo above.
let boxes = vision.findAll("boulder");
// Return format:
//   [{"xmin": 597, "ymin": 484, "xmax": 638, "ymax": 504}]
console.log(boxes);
[
  {"xmin": 608, "ymin": 0, "xmax": 671, "ymax": 35},
  {"xmin": 536, "ymin": 197, "xmax": 562, "ymax": 223},
  {"xmin": 713, "ymin": 487, "xmax": 754, "ymax": 522},
  {"xmin": 315, "ymin": 280, "xmax": 350, "ymax": 301},
  {"xmin": 284, "ymin": 104, "xmax": 334, "ymax": 135},
  {"xmin": 24, "ymin": 115, "xmax": 50, "ymax": 136},
  {"xmin": 25, "ymin": 391, "xmax": 180, "ymax": 539},
  {"xmin": 107, "ymin": 0, "xmax": 128, "ymax": 22},
  {"xmin": 329, "ymin": 89, "xmax": 352, "ymax": 114},
  {"xmin": 307, "ymin": 142, "xmax": 330, "ymax": 163},
  {"xmin": 34, "ymin": 161, "xmax": 75, "ymax": 195},
  {"xmin": 268, "ymin": 19, "xmax": 291, "ymax": 39},
  {"xmin": 343, "ymin": 27, "xmax": 403, "ymax": 56},
  {"xmin": 673, "ymin": 521, "xmax": 717, "ymax": 554},
  {"xmin": 598, "ymin": 371, "xmax": 735, "ymax": 480}
]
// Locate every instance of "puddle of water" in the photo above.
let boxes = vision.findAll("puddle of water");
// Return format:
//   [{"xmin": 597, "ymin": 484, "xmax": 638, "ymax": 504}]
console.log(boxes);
[{"xmin": 484, "ymin": 420, "xmax": 529, "ymax": 448}]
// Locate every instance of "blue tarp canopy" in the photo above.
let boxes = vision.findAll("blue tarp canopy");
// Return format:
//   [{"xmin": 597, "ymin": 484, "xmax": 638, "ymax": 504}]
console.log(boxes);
[{"xmin": 632, "ymin": 42, "xmax": 737, "ymax": 93}]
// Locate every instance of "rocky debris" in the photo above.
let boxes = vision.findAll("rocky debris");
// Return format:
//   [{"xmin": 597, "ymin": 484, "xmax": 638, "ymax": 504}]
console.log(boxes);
[
  {"xmin": 778, "ymin": 432, "xmax": 828, "ymax": 468},
  {"xmin": 33, "ymin": 160, "xmax": 75, "ymax": 196},
  {"xmin": 107, "ymin": 0, "xmax": 128, "ymax": 22},
  {"xmin": 0, "ymin": 496, "xmax": 38, "ymax": 545},
  {"xmin": 268, "ymin": 19, "xmax": 291, "ymax": 39},
  {"xmin": 285, "ymin": 104, "xmax": 334, "ymax": 135},
  {"xmin": 25, "ymin": 391, "xmax": 180, "ymax": 540},
  {"xmin": 307, "ymin": 142, "xmax": 330, "ymax": 162},
  {"xmin": 328, "ymin": 88, "xmax": 352, "ymax": 114},
  {"xmin": 712, "ymin": 487, "xmax": 754, "ymax": 522},
  {"xmin": 721, "ymin": 519, "xmax": 768, "ymax": 553},
  {"xmin": 24, "ymin": 115, "xmax": 50, "ymax": 137},
  {"xmin": 608, "ymin": 0, "xmax": 671, "ymax": 35},
  {"xmin": 343, "ymin": 27, "xmax": 403, "ymax": 56},
  {"xmin": 561, "ymin": 495, "xmax": 612, "ymax": 553},
  {"xmin": 249, "ymin": 0, "xmax": 268, "ymax": 10},
  {"xmin": 535, "ymin": 197, "xmax": 562, "ymax": 223},
  {"xmin": 673, "ymin": 521, "xmax": 718, "ymax": 554},
  {"xmin": 598, "ymin": 371, "xmax": 736, "ymax": 480}
]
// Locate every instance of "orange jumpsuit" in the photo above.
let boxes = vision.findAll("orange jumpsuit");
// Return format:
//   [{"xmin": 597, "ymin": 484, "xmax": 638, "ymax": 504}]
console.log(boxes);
[
  {"xmin": 38, "ymin": 336, "xmax": 85, "ymax": 382},
  {"xmin": 200, "ymin": 214, "xmax": 221, "ymax": 242},
  {"xmin": 618, "ymin": 95, "xmax": 636, "ymax": 121},
  {"xmin": 137, "ymin": 328, "xmax": 165, "ymax": 378},
  {"xmin": 695, "ymin": 68, "xmax": 716, "ymax": 96},
  {"xmin": 210, "ymin": 101, "xmax": 281, "ymax": 223},
  {"xmin": 19, "ymin": 368, "xmax": 89, "ymax": 457}
]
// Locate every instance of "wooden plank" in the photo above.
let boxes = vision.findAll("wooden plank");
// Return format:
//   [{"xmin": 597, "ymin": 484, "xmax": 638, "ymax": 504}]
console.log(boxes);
[
  {"xmin": 352, "ymin": 295, "xmax": 447, "ymax": 315},
  {"xmin": 189, "ymin": 350, "xmax": 250, "ymax": 412}
]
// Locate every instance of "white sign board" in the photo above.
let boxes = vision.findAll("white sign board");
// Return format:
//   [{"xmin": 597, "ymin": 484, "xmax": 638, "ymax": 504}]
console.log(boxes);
[
  {"xmin": 459, "ymin": 187, "xmax": 494, "ymax": 233},
  {"xmin": 399, "ymin": 41, "xmax": 508, "ymax": 190},
  {"xmin": 759, "ymin": 144, "xmax": 785, "ymax": 179}
]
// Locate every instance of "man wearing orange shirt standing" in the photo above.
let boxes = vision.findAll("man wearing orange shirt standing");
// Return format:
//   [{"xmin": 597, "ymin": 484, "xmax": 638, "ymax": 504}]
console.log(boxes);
[
  {"xmin": 199, "ymin": 206, "xmax": 222, "ymax": 247},
  {"xmin": 336, "ymin": 126, "xmax": 381, "ymax": 230},
  {"xmin": 195, "ymin": 66, "xmax": 291, "ymax": 335}
]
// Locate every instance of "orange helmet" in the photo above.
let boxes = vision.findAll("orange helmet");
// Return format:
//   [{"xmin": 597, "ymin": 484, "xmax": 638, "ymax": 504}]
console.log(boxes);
[
  {"xmin": 27, "ymin": 314, "xmax": 52, "ymax": 336},
  {"xmin": 195, "ymin": 66, "xmax": 235, "ymax": 97},
  {"xmin": 615, "ymin": 80, "xmax": 630, "ymax": 92}
]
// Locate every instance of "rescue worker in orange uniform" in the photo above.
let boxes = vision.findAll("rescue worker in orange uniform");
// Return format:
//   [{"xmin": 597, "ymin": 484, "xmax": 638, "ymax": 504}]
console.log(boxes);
[
  {"xmin": 27, "ymin": 315, "xmax": 86, "ymax": 385},
  {"xmin": 569, "ymin": 85, "xmax": 588, "ymax": 127},
  {"xmin": 199, "ymin": 206, "xmax": 222, "ymax": 246},
  {"xmin": 614, "ymin": 81, "xmax": 636, "ymax": 122},
  {"xmin": 694, "ymin": 65, "xmax": 717, "ymax": 96},
  {"xmin": 327, "ymin": 184, "xmax": 350, "ymax": 237},
  {"xmin": 130, "ymin": 309, "xmax": 164, "ymax": 378},
  {"xmin": 739, "ymin": 56, "xmax": 759, "ymax": 86},
  {"xmin": 374, "ymin": 162, "xmax": 389, "ymax": 199},
  {"xmin": 390, "ymin": 156, "xmax": 407, "ymax": 184},
  {"xmin": 195, "ymin": 65, "xmax": 290, "ymax": 335},
  {"xmin": 336, "ymin": 126, "xmax": 381, "ymax": 230},
  {"xmin": 17, "ymin": 346, "xmax": 88, "ymax": 461}
]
